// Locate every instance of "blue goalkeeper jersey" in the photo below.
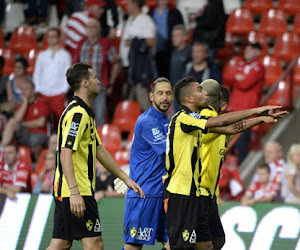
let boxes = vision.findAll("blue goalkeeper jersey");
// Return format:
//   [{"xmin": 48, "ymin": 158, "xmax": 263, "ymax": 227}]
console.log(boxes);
[{"xmin": 127, "ymin": 106, "xmax": 170, "ymax": 198}]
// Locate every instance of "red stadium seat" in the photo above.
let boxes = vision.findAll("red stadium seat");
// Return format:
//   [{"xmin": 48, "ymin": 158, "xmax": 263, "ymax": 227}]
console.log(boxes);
[
  {"xmin": 112, "ymin": 101, "xmax": 141, "ymax": 132},
  {"xmin": 293, "ymin": 57, "xmax": 300, "ymax": 87},
  {"xmin": 259, "ymin": 9, "xmax": 287, "ymax": 38},
  {"xmin": 116, "ymin": 0, "xmax": 128, "ymax": 11},
  {"xmin": 19, "ymin": 146, "xmax": 32, "ymax": 168},
  {"xmin": 243, "ymin": 0, "xmax": 273, "ymax": 15},
  {"xmin": 216, "ymin": 32, "xmax": 235, "ymax": 61},
  {"xmin": 0, "ymin": 28, "xmax": 4, "ymax": 48},
  {"xmin": 222, "ymin": 56, "xmax": 243, "ymax": 86},
  {"xmin": 34, "ymin": 149, "xmax": 47, "ymax": 176},
  {"xmin": 114, "ymin": 149, "xmax": 129, "ymax": 167},
  {"xmin": 263, "ymin": 55, "xmax": 283, "ymax": 87},
  {"xmin": 292, "ymin": 13, "xmax": 300, "ymax": 36},
  {"xmin": 0, "ymin": 48, "xmax": 15, "ymax": 75},
  {"xmin": 97, "ymin": 124, "xmax": 122, "ymax": 156},
  {"xmin": 9, "ymin": 26, "xmax": 38, "ymax": 54},
  {"xmin": 245, "ymin": 31, "xmax": 268, "ymax": 57},
  {"xmin": 273, "ymin": 32, "xmax": 300, "ymax": 62},
  {"xmin": 266, "ymin": 79, "xmax": 296, "ymax": 109},
  {"xmin": 277, "ymin": 0, "xmax": 300, "ymax": 16},
  {"xmin": 226, "ymin": 9, "xmax": 254, "ymax": 35},
  {"xmin": 24, "ymin": 48, "xmax": 39, "ymax": 75}
]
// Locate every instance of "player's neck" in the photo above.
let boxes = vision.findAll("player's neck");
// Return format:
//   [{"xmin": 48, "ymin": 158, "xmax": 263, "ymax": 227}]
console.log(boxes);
[{"xmin": 75, "ymin": 93, "xmax": 92, "ymax": 108}]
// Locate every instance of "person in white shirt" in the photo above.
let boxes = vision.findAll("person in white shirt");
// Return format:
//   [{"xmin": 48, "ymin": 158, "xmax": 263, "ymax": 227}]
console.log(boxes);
[
  {"xmin": 120, "ymin": 0, "xmax": 156, "ymax": 111},
  {"xmin": 33, "ymin": 28, "xmax": 71, "ymax": 131}
]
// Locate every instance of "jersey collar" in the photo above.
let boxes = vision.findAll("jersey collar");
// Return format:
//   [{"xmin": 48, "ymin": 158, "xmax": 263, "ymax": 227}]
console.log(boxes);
[
  {"xmin": 73, "ymin": 96, "xmax": 95, "ymax": 117},
  {"xmin": 181, "ymin": 105, "xmax": 193, "ymax": 114}
]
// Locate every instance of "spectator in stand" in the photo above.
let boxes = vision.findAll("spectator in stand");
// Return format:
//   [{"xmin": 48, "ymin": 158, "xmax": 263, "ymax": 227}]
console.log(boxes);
[
  {"xmin": 150, "ymin": 0, "xmax": 183, "ymax": 78},
  {"xmin": 6, "ymin": 57, "xmax": 32, "ymax": 113},
  {"xmin": 223, "ymin": 42, "xmax": 265, "ymax": 164},
  {"xmin": 63, "ymin": 0, "xmax": 106, "ymax": 61},
  {"xmin": 241, "ymin": 163, "xmax": 277, "ymax": 206},
  {"xmin": 120, "ymin": 0, "xmax": 156, "ymax": 111},
  {"xmin": 26, "ymin": 0, "xmax": 50, "ymax": 26},
  {"xmin": 34, "ymin": 133, "xmax": 57, "ymax": 176},
  {"xmin": 185, "ymin": 41, "xmax": 222, "ymax": 84},
  {"xmin": 94, "ymin": 161, "xmax": 121, "ymax": 201},
  {"xmin": 1, "ymin": 81, "xmax": 49, "ymax": 164},
  {"xmin": 75, "ymin": 18, "xmax": 120, "ymax": 126},
  {"xmin": 66, "ymin": 0, "xmax": 84, "ymax": 17},
  {"xmin": 33, "ymin": 28, "xmax": 71, "ymax": 131},
  {"xmin": 170, "ymin": 24, "xmax": 192, "ymax": 113},
  {"xmin": 32, "ymin": 150, "xmax": 55, "ymax": 194},
  {"xmin": 0, "ymin": 143, "xmax": 31, "ymax": 200},
  {"xmin": 281, "ymin": 144, "xmax": 300, "ymax": 204},
  {"xmin": 100, "ymin": 0, "xmax": 119, "ymax": 38},
  {"xmin": 192, "ymin": 0, "xmax": 226, "ymax": 61}
]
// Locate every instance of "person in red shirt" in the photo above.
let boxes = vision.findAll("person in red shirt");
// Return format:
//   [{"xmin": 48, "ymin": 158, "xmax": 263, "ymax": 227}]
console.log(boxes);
[
  {"xmin": 1, "ymin": 80, "xmax": 49, "ymax": 163},
  {"xmin": 223, "ymin": 42, "xmax": 265, "ymax": 164},
  {"xmin": 0, "ymin": 143, "xmax": 31, "ymax": 200}
]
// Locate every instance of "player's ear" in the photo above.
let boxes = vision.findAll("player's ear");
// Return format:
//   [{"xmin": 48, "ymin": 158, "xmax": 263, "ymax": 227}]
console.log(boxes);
[{"xmin": 149, "ymin": 92, "xmax": 154, "ymax": 102}]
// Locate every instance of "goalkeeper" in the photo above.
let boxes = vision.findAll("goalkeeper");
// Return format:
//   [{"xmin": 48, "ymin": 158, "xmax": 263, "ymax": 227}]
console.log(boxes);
[{"xmin": 115, "ymin": 77, "xmax": 173, "ymax": 250}]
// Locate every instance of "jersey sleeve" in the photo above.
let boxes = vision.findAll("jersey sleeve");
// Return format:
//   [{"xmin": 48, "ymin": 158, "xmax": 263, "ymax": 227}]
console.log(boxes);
[
  {"xmin": 95, "ymin": 127, "xmax": 102, "ymax": 147},
  {"xmin": 62, "ymin": 111, "xmax": 88, "ymax": 151},
  {"xmin": 179, "ymin": 112, "xmax": 209, "ymax": 133},
  {"xmin": 141, "ymin": 121, "xmax": 167, "ymax": 156}
]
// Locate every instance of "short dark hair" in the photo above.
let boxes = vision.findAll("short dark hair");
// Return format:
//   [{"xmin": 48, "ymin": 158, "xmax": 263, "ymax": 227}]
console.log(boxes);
[
  {"xmin": 257, "ymin": 163, "xmax": 270, "ymax": 173},
  {"xmin": 66, "ymin": 63, "xmax": 92, "ymax": 92},
  {"xmin": 151, "ymin": 77, "xmax": 171, "ymax": 93},
  {"xmin": 220, "ymin": 86, "xmax": 230, "ymax": 103},
  {"xmin": 131, "ymin": 0, "xmax": 146, "ymax": 9},
  {"xmin": 174, "ymin": 76, "xmax": 197, "ymax": 105},
  {"xmin": 5, "ymin": 143, "xmax": 19, "ymax": 153},
  {"xmin": 15, "ymin": 56, "xmax": 29, "ymax": 69},
  {"xmin": 172, "ymin": 24, "xmax": 187, "ymax": 35},
  {"xmin": 48, "ymin": 27, "xmax": 61, "ymax": 37},
  {"xmin": 192, "ymin": 41, "xmax": 209, "ymax": 53}
]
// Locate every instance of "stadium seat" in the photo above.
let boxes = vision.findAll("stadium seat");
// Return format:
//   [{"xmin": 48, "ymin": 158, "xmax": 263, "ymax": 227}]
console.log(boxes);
[
  {"xmin": 24, "ymin": 49, "xmax": 39, "ymax": 75},
  {"xmin": 226, "ymin": 8, "xmax": 254, "ymax": 35},
  {"xmin": 112, "ymin": 101, "xmax": 141, "ymax": 132},
  {"xmin": 266, "ymin": 79, "xmax": 296, "ymax": 109},
  {"xmin": 292, "ymin": 13, "xmax": 300, "ymax": 36},
  {"xmin": 222, "ymin": 55, "xmax": 243, "ymax": 86},
  {"xmin": 293, "ymin": 57, "xmax": 300, "ymax": 87},
  {"xmin": 19, "ymin": 146, "xmax": 32, "ymax": 168},
  {"xmin": 114, "ymin": 149, "xmax": 129, "ymax": 167},
  {"xmin": 0, "ymin": 28, "xmax": 4, "ymax": 48},
  {"xmin": 31, "ymin": 173, "xmax": 38, "ymax": 191},
  {"xmin": 9, "ymin": 26, "xmax": 38, "ymax": 54},
  {"xmin": 273, "ymin": 32, "xmax": 300, "ymax": 62},
  {"xmin": 0, "ymin": 48, "xmax": 15, "ymax": 75},
  {"xmin": 41, "ymin": 29, "xmax": 65, "ymax": 50},
  {"xmin": 216, "ymin": 32, "xmax": 235, "ymax": 61},
  {"xmin": 263, "ymin": 55, "xmax": 283, "ymax": 87},
  {"xmin": 277, "ymin": 0, "xmax": 300, "ymax": 16},
  {"xmin": 34, "ymin": 149, "xmax": 47, "ymax": 176},
  {"xmin": 243, "ymin": 0, "xmax": 273, "ymax": 15},
  {"xmin": 245, "ymin": 31, "xmax": 268, "ymax": 57},
  {"xmin": 97, "ymin": 124, "xmax": 122, "ymax": 156},
  {"xmin": 3, "ymin": 3, "xmax": 25, "ymax": 33},
  {"xmin": 258, "ymin": 9, "xmax": 287, "ymax": 38}
]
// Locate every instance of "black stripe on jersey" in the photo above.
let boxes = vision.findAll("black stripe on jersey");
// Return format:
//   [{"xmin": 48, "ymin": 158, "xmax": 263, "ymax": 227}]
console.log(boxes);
[
  {"xmin": 190, "ymin": 146, "xmax": 197, "ymax": 196},
  {"xmin": 55, "ymin": 102, "xmax": 79, "ymax": 197},
  {"xmin": 65, "ymin": 113, "xmax": 83, "ymax": 149},
  {"xmin": 164, "ymin": 111, "xmax": 181, "ymax": 191},
  {"xmin": 88, "ymin": 144, "xmax": 94, "ymax": 196},
  {"xmin": 181, "ymin": 122, "xmax": 204, "ymax": 133}
]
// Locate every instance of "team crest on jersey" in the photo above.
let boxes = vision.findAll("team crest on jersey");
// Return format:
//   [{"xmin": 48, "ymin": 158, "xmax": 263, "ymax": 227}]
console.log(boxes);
[
  {"xmin": 182, "ymin": 229, "xmax": 189, "ymax": 241},
  {"xmin": 219, "ymin": 148, "xmax": 226, "ymax": 156},
  {"xmin": 86, "ymin": 219, "xmax": 93, "ymax": 231},
  {"xmin": 152, "ymin": 128, "xmax": 160, "ymax": 136},
  {"xmin": 130, "ymin": 227, "xmax": 137, "ymax": 238}
]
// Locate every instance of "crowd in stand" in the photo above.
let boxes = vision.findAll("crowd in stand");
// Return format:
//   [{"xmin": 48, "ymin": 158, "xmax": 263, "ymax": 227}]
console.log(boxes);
[{"xmin": 0, "ymin": 0, "xmax": 299, "ymax": 207}]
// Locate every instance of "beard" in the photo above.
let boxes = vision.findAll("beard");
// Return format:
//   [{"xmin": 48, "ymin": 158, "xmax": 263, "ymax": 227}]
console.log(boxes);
[{"xmin": 153, "ymin": 100, "xmax": 171, "ymax": 113}]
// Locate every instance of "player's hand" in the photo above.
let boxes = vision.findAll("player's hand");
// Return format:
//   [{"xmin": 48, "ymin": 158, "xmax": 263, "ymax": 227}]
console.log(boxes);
[
  {"xmin": 267, "ymin": 110, "xmax": 288, "ymax": 119},
  {"xmin": 70, "ymin": 194, "xmax": 86, "ymax": 218},
  {"xmin": 234, "ymin": 120, "xmax": 245, "ymax": 133},
  {"xmin": 255, "ymin": 105, "xmax": 282, "ymax": 115},
  {"xmin": 114, "ymin": 168, "xmax": 130, "ymax": 195},
  {"xmin": 124, "ymin": 178, "xmax": 145, "ymax": 199}
]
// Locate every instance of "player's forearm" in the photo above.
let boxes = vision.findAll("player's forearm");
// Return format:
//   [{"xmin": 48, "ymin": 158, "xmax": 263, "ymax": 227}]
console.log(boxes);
[
  {"xmin": 61, "ymin": 148, "xmax": 80, "ymax": 194},
  {"xmin": 216, "ymin": 108, "xmax": 259, "ymax": 126}
]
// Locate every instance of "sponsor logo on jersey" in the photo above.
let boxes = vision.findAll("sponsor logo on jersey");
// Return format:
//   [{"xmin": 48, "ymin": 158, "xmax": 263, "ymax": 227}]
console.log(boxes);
[
  {"xmin": 86, "ymin": 219, "xmax": 93, "ymax": 231},
  {"xmin": 68, "ymin": 122, "xmax": 79, "ymax": 137},
  {"xmin": 134, "ymin": 227, "xmax": 153, "ymax": 241},
  {"xmin": 94, "ymin": 218, "xmax": 101, "ymax": 232}
]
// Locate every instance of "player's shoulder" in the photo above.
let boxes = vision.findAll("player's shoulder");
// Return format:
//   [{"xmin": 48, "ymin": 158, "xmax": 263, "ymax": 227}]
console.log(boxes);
[{"xmin": 200, "ymin": 106, "xmax": 218, "ymax": 117}]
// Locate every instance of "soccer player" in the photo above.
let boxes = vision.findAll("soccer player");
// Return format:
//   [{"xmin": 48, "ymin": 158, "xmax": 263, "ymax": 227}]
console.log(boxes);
[
  {"xmin": 163, "ymin": 76, "xmax": 286, "ymax": 250},
  {"xmin": 199, "ymin": 80, "xmax": 286, "ymax": 250},
  {"xmin": 122, "ymin": 77, "xmax": 173, "ymax": 250},
  {"xmin": 47, "ymin": 63, "xmax": 144, "ymax": 250}
]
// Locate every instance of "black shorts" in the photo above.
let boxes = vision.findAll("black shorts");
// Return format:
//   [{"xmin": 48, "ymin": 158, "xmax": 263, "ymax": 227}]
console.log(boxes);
[
  {"xmin": 209, "ymin": 197, "xmax": 225, "ymax": 240},
  {"xmin": 52, "ymin": 196, "xmax": 102, "ymax": 241},
  {"xmin": 165, "ymin": 194, "xmax": 211, "ymax": 249}
]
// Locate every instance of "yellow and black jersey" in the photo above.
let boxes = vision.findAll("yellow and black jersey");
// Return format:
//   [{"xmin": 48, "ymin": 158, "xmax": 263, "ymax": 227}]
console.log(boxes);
[
  {"xmin": 163, "ymin": 106, "xmax": 209, "ymax": 197},
  {"xmin": 201, "ymin": 106, "xmax": 232, "ymax": 200},
  {"xmin": 53, "ymin": 96, "xmax": 102, "ymax": 198}
]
